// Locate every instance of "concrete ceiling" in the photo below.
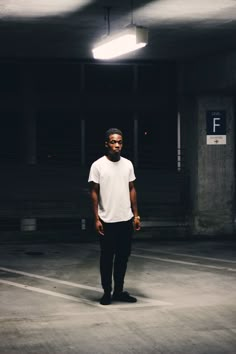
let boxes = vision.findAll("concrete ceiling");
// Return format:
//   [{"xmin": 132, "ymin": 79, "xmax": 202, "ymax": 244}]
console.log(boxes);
[{"xmin": 1, "ymin": 0, "xmax": 236, "ymax": 62}]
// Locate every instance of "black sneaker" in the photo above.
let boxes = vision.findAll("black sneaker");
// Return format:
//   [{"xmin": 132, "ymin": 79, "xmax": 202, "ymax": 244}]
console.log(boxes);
[
  {"xmin": 112, "ymin": 291, "xmax": 137, "ymax": 303},
  {"xmin": 100, "ymin": 293, "xmax": 111, "ymax": 305}
]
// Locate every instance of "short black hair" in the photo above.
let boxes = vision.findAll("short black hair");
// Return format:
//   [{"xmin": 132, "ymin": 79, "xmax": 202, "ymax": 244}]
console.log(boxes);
[{"xmin": 105, "ymin": 128, "xmax": 123, "ymax": 142}]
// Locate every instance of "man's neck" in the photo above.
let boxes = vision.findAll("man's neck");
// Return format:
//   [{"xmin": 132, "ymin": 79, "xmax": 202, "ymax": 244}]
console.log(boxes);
[{"xmin": 106, "ymin": 153, "xmax": 120, "ymax": 162}]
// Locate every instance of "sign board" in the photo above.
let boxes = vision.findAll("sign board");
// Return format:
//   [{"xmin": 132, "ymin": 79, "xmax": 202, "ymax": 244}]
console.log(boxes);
[{"xmin": 206, "ymin": 110, "xmax": 226, "ymax": 145}]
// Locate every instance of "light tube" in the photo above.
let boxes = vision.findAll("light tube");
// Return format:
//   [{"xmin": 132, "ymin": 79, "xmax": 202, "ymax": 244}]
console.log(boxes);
[{"xmin": 92, "ymin": 25, "xmax": 148, "ymax": 60}]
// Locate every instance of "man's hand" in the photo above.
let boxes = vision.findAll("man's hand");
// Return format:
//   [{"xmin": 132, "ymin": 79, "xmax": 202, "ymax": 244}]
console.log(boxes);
[
  {"xmin": 133, "ymin": 218, "xmax": 141, "ymax": 231},
  {"xmin": 95, "ymin": 219, "xmax": 104, "ymax": 235}
]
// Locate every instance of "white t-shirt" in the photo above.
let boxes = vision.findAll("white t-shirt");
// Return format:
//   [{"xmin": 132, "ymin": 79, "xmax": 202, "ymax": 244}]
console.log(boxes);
[{"xmin": 88, "ymin": 155, "xmax": 136, "ymax": 223}]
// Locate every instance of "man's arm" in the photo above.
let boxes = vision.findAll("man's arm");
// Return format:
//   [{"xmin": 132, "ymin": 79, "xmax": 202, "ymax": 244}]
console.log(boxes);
[
  {"xmin": 129, "ymin": 181, "xmax": 141, "ymax": 231},
  {"xmin": 89, "ymin": 181, "xmax": 104, "ymax": 235}
]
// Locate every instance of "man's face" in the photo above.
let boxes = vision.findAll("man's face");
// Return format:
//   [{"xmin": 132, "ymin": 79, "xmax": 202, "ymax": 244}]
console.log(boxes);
[{"xmin": 106, "ymin": 133, "xmax": 123, "ymax": 160}]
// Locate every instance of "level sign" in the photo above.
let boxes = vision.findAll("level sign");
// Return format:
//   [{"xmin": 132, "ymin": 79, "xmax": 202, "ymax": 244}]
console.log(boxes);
[{"xmin": 206, "ymin": 110, "xmax": 226, "ymax": 145}]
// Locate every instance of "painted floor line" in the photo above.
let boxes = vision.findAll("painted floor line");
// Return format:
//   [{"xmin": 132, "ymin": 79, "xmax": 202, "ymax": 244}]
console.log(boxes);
[
  {"xmin": 0, "ymin": 278, "xmax": 172, "ymax": 309},
  {"xmin": 0, "ymin": 279, "xmax": 95, "ymax": 305},
  {"xmin": 87, "ymin": 244, "xmax": 236, "ymax": 271},
  {"xmin": 132, "ymin": 253, "xmax": 236, "ymax": 272},
  {"xmin": 100, "ymin": 297, "xmax": 172, "ymax": 309},
  {"xmin": 0, "ymin": 266, "xmax": 103, "ymax": 292},
  {"xmin": 134, "ymin": 247, "xmax": 236, "ymax": 264}
]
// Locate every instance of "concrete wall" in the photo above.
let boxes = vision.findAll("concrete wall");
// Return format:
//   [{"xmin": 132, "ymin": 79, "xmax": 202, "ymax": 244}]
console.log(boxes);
[
  {"xmin": 194, "ymin": 96, "xmax": 234, "ymax": 235},
  {"xmin": 178, "ymin": 51, "xmax": 236, "ymax": 236}
]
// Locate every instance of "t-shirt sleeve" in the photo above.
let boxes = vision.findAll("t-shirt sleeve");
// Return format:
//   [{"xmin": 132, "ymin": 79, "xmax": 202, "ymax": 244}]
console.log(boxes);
[
  {"xmin": 88, "ymin": 163, "xmax": 100, "ymax": 184},
  {"xmin": 129, "ymin": 162, "xmax": 136, "ymax": 182}
]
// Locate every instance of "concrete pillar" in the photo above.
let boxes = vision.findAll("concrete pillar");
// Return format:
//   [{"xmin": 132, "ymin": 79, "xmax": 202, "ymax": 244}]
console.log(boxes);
[
  {"xmin": 193, "ymin": 96, "xmax": 235, "ymax": 236},
  {"xmin": 20, "ymin": 65, "xmax": 37, "ymax": 231},
  {"xmin": 21, "ymin": 64, "xmax": 37, "ymax": 165},
  {"xmin": 24, "ymin": 111, "xmax": 37, "ymax": 165},
  {"xmin": 133, "ymin": 65, "xmax": 139, "ymax": 168},
  {"xmin": 80, "ymin": 64, "xmax": 86, "ymax": 166},
  {"xmin": 134, "ymin": 117, "xmax": 138, "ymax": 168},
  {"xmin": 81, "ymin": 119, "xmax": 85, "ymax": 166}
]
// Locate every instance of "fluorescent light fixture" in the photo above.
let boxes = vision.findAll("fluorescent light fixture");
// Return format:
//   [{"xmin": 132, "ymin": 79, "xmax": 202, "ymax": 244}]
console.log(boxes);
[{"xmin": 92, "ymin": 25, "xmax": 148, "ymax": 60}]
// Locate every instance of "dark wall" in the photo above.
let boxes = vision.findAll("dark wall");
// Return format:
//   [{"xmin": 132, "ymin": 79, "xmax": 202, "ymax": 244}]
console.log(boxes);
[{"xmin": 0, "ymin": 59, "xmax": 178, "ymax": 169}]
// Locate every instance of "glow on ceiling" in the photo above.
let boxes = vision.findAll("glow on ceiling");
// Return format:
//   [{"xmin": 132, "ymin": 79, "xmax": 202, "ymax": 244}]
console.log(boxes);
[
  {"xmin": 136, "ymin": 0, "xmax": 236, "ymax": 21},
  {"xmin": 0, "ymin": 0, "xmax": 93, "ymax": 18}
]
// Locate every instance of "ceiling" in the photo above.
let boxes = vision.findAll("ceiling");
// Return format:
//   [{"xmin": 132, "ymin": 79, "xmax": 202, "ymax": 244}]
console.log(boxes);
[{"xmin": 1, "ymin": 0, "xmax": 236, "ymax": 62}]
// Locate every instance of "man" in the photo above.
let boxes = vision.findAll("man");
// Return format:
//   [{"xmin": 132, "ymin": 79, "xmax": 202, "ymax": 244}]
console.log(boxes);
[{"xmin": 88, "ymin": 128, "xmax": 141, "ymax": 305}]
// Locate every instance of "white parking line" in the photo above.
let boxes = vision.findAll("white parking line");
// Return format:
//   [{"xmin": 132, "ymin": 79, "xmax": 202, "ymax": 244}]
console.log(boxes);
[
  {"xmin": 134, "ymin": 247, "xmax": 236, "ymax": 264},
  {"xmin": 0, "ymin": 267, "xmax": 172, "ymax": 309},
  {"xmin": 132, "ymin": 253, "xmax": 236, "ymax": 272},
  {"xmin": 0, "ymin": 278, "xmax": 172, "ymax": 309},
  {"xmin": 100, "ymin": 297, "xmax": 172, "ymax": 309},
  {"xmin": 0, "ymin": 279, "xmax": 94, "ymax": 305},
  {"xmin": 0, "ymin": 266, "xmax": 103, "ymax": 292}
]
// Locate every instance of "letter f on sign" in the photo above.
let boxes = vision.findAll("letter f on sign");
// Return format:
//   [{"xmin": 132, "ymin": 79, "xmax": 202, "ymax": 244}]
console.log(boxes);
[{"xmin": 213, "ymin": 117, "xmax": 220, "ymax": 133}]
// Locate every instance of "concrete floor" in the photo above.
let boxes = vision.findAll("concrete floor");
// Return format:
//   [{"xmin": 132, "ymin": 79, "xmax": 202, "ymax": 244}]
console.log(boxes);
[{"xmin": 0, "ymin": 237, "xmax": 235, "ymax": 354}]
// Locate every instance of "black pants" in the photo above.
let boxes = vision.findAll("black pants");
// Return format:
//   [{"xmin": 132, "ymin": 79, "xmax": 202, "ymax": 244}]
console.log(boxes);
[{"xmin": 99, "ymin": 219, "xmax": 133, "ymax": 294}]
